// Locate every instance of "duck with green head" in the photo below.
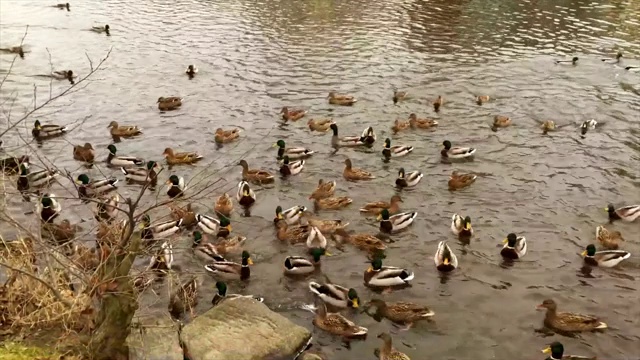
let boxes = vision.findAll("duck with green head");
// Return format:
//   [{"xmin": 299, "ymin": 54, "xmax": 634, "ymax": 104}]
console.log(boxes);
[
  {"xmin": 309, "ymin": 281, "xmax": 360, "ymax": 309},
  {"xmin": 37, "ymin": 194, "xmax": 61, "ymax": 223},
  {"xmin": 121, "ymin": 160, "xmax": 159, "ymax": 187},
  {"xmin": 434, "ymin": 241, "xmax": 457, "ymax": 272},
  {"xmin": 450, "ymin": 214, "xmax": 473, "ymax": 237},
  {"xmin": 106, "ymin": 144, "xmax": 144, "ymax": 167},
  {"xmin": 196, "ymin": 214, "xmax": 232, "ymax": 238},
  {"xmin": 283, "ymin": 248, "xmax": 327, "ymax": 276},
  {"xmin": 364, "ymin": 257, "xmax": 414, "ymax": 289},
  {"xmin": 500, "ymin": 232, "xmax": 527, "ymax": 260},
  {"xmin": 212, "ymin": 281, "xmax": 263, "ymax": 306},
  {"xmin": 139, "ymin": 214, "xmax": 183, "ymax": 241},
  {"xmin": 382, "ymin": 138, "xmax": 413, "ymax": 159},
  {"xmin": 541, "ymin": 341, "xmax": 596, "ymax": 360},
  {"xmin": 581, "ymin": 244, "xmax": 630, "ymax": 268},
  {"xmin": 166, "ymin": 175, "xmax": 185, "ymax": 198},
  {"xmin": 76, "ymin": 174, "xmax": 118, "ymax": 198},
  {"xmin": 279, "ymin": 155, "xmax": 305, "ymax": 176},
  {"xmin": 204, "ymin": 250, "xmax": 253, "ymax": 280},
  {"xmin": 274, "ymin": 139, "xmax": 314, "ymax": 161},
  {"xmin": 17, "ymin": 163, "xmax": 58, "ymax": 192},
  {"xmin": 32, "ymin": 119, "xmax": 67, "ymax": 140},
  {"xmin": 378, "ymin": 208, "xmax": 417, "ymax": 233}
]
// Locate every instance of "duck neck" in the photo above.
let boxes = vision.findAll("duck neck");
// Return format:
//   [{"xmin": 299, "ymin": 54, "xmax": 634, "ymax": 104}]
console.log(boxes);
[
  {"xmin": 381, "ymin": 337, "xmax": 393, "ymax": 355},
  {"xmin": 106, "ymin": 152, "xmax": 115, "ymax": 162},
  {"xmin": 544, "ymin": 306, "xmax": 557, "ymax": 321}
]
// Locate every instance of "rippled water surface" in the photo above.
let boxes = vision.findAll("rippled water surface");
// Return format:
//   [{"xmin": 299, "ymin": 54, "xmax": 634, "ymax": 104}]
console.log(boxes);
[{"xmin": 1, "ymin": 0, "xmax": 640, "ymax": 358}]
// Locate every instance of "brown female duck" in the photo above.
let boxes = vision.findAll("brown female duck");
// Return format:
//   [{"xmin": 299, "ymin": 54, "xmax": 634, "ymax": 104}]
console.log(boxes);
[
  {"xmin": 107, "ymin": 121, "xmax": 142, "ymax": 137},
  {"xmin": 367, "ymin": 299, "xmax": 434, "ymax": 330},
  {"xmin": 328, "ymin": 92, "xmax": 357, "ymax": 106},
  {"xmin": 309, "ymin": 179, "xmax": 336, "ymax": 200},
  {"xmin": 73, "ymin": 143, "xmax": 95, "ymax": 163},
  {"xmin": 359, "ymin": 195, "xmax": 402, "ymax": 216},
  {"xmin": 475, "ymin": 95, "xmax": 490, "ymax": 105},
  {"xmin": 536, "ymin": 299, "xmax": 607, "ymax": 332},
  {"xmin": 215, "ymin": 193, "xmax": 233, "ymax": 217},
  {"xmin": 314, "ymin": 197, "xmax": 353, "ymax": 210},
  {"xmin": 343, "ymin": 158, "xmax": 375, "ymax": 181},
  {"xmin": 214, "ymin": 128, "xmax": 240, "ymax": 144},
  {"xmin": 308, "ymin": 118, "xmax": 335, "ymax": 132},
  {"xmin": 169, "ymin": 203, "xmax": 197, "ymax": 227},
  {"xmin": 41, "ymin": 220, "xmax": 81, "ymax": 244},
  {"xmin": 238, "ymin": 159, "xmax": 274, "ymax": 183},
  {"xmin": 448, "ymin": 171, "xmax": 477, "ymax": 190},
  {"xmin": 280, "ymin": 107, "xmax": 307, "ymax": 121},
  {"xmin": 312, "ymin": 303, "xmax": 367, "ymax": 338},
  {"xmin": 408, "ymin": 113, "xmax": 438, "ymax": 129},
  {"xmin": 595, "ymin": 225, "xmax": 624, "ymax": 250},
  {"xmin": 391, "ymin": 119, "xmax": 410, "ymax": 134},
  {"xmin": 376, "ymin": 332, "xmax": 410, "ymax": 360},
  {"xmin": 433, "ymin": 95, "xmax": 443, "ymax": 112},
  {"xmin": 491, "ymin": 115, "xmax": 512, "ymax": 131},
  {"xmin": 334, "ymin": 228, "xmax": 386, "ymax": 254},
  {"xmin": 275, "ymin": 220, "xmax": 311, "ymax": 244},
  {"xmin": 162, "ymin": 147, "xmax": 203, "ymax": 165},
  {"xmin": 392, "ymin": 90, "xmax": 408, "ymax": 104},
  {"xmin": 541, "ymin": 120, "xmax": 556, "ymax": 135},
  {"xmin": 157, "ymin": 96, "xmax": 182, "ymax": 111}
]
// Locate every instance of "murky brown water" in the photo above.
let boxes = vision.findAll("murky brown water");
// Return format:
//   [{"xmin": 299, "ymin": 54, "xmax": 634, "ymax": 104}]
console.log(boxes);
[{"xmin": 2, "ymin": 0, "xmax": 640, "ymax": 358}]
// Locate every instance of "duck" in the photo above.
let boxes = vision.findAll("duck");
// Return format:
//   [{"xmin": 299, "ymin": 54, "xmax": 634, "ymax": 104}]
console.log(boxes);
[
  {"xmin": 132, "ymin": 271, "xmax": 154, "ymax": 294},
  {"xmin": 448, "ymin": 171, "xmax": 477, "ymax": 190},
  {"xmin": 94, "ymin": 194, "xmax": 120, "ymax": 222},
  {"xmin": 500, "ymin": 233, "xmax": 527, "ymax": 260},
  {"xmin": 581, "ymin": 244, "xmax": 630, "ymax": 268},
  {"xmin": 72, "ymin": 143, "xmax": 95, "ymax": 163},
  {"xmin": 626, "ymin": 65, "xmax": 639, "ymax": 71},
  {"xmin": 382, "ymin": 138, "xmax": 413, "ymax": 159},
  {"xmin": 275, "ymin": 221, "xmax": 312, "ymax": 244},
  {"xmin": 541, "ymin": 341, "xmax": 596, "ymax": 360},
  {"xmin": 107, "ymin": 121, "xmax": 142, "ymax": 137},
  {"xmin": 279, "ymin": 156, "xmax": 305, "ymax": 176},
  {"xmin": 392, "ymin": 89, "xmax": 408, "ymax": 104},
  {"xmin": 408, "ymin": 113, "xmax": 438, "ymax": 129},
  {"xmin": 434, "ymin": 241, "xmax": 457, "ymax": 272},
  {"xmin": 214, "ymin": 193, "xmax": 233, "ymax": 217},
  {"xmin": 312, "ymin": 302, "xmax": 367, "ymax": 337},
  {"xmin": 329, "ymin": 124, "xmax": 366, "ymax": 149},
  {"xmin": 169, "ymin": 203, "xmax": 197, "ymax": 227},
  {"xmin": 364, "ymin": 258, "xmax": 414, "ymax": 288},
  {"xmin": 91, "ymin": 24, "xmax": 110, "ymax": 35},
  {"xmin": 335, "ymin": 229, "xmax": 387, "ymax": 255},
  {"xmin": 76, "ymin": 174, "xmax": 118, "ymax": 198},
  {"xmin": 1, "ymin": 155, "xmax": 29, "ymax": 175},
  {"xmin": 536, "ymin": 298, "xmax": 607, "ymax": 332},
  {"xmin": 308, "ymin": 118, "xmax": 335, "ymax": 132},
  {"xmin": 162, "ymin": 148, "xmax": 202, "ymax": 165},
  {"xmin": 433, "ymin": 95, "xmax": 443, "ymax": 112},
  {"xmin": 360, "ymin": 195, "xmax": 402, "ymax": 216},
  {"xmin": 185, "ymin": 65, "xmax": 198, "ymax": 76},
  {"xmin": 359, "ymin": 126, "xmax": 376, "ymax": 145},
  {"xmin": 274, "ymin": 205, "xmax": 306, "ymax": 225},
  {"xmin": 147, "ymin": 241, "xmax": 174, "ymax": 273},
  {"xmin": 121, "ymin": 161, "xmax": 159, "ymax": 187},
  {"xmin": 211, "ymin": 281, "xmax": 264, "ymax": 306},
  {"xmin": 441, "ymin": 140, "xmax": 476, "ymax": 159},
  {"xmin": 314, "ymin": 196, "xmax": 353, "ymax": 210},
  {"xmin": 491, "ymin": 115, "xmax": 512, "ymax": 131},
  {"xmin": 309, "ymin": 179, "xmax": 336, "ymax": 200},
  {"xmin": 36, "ymin": 193, "xmax": 61, "ymax": 223},
  {"xmin": 274, "ymin": 139, "xmax": 314, "ymax": 161},
  {"xmin": 196, "ymin": 214, "xmax": 232, "ymax": 237},
  {"xmin": 32, "ymin": 120, "xmax": 67, "ymax": 140},
  {"xmin": 376, "ymin": 332, "xmax": 410, "ymax": 360},
  {"xmin": 450, "ymin": 214, "xmax": 473, "ymax": 237},
  {"xmin": 236, "ymin": 180, "xmax": 256, "ymax": 207},
  {"xmin": 192, "ymin": 231, "xmax": 245, "ymax": 261},
  {"xmin": 309, "ymin": 281, "xmax": 360, "ymax": 309},
  {"xmin": 475, "ymin": 95, "xmax": 490, "ymax": 105},
  {"xmin": 96, "ymin": 218, "xmax": 127, "ymax": 250},
  {"xmin": 106, "ymin": 144, "xmax": 144, "ymax": 167},
  {"xmin": 327, "ymin": 92, "xmax": 357, "ymax": 106},
  {"xmin": 595, "ymin": 225, "xmax": 624, "ymax": 250},
  {"xmin": 391, "ymin": 119, "xmax": 410, "ymax": 134},
  {"xmin": 0, "ymin": 46, "xmax": 25, "ymax": 58},
  {"xmin": 139, "ymin": 214, "xmax": 183, "ymax": 241},
  {"xmin": 306, "ymin": 226, "xmax": 330, "ymax": 253},
  {"xmin": 367, "ymin": 299, "xmax": 434, "ymax": 330},
  {"xmin": 555, "ymin": 56, "xmax": 579, "ymax": 65},
  {"xmin": 343, "ymin": 158, "xmax": 375, "ymax": 181},
  {"xmin": 50, "ymin": 70, "xmax": 75, "ymax": 82},
  {"xmin": 305, "ymin": 218, "xmax": 350, "ymax": 234},
  {"xmin": 70, "ymin": 243, "xmax": 100, "ymax": 271},
  {"xmin": 280, "ymin": 107, "xmax": 307, "ymax": 121},
  {"xmin": 605, "ymin": 203, "xmax": 640, "ymax": 222},
  {"xmin": 238, "ymin": 159, "xmax": 274, "ymax": 184},
  {"xmin": 214, "ymin": 128, "xmax": 240, "ymax": 144},
  {"xmin": 168, "ymin": 277, "xmax": 198, "ymax": 320},
  {"xmin": 378, "ymin": 209, "xmax": 417, "ymax": 233},
  {"xmin": 541, "ymin": 120, "xmax": 556, "ymax": 135},
  {"xmin": 601, "ymin": 52, "xmax": 622, "ymax": 63},
  {"xmin": 16, "ymin": 164, "xmax": 58, "ymax": 192},
  {"xmin": 157, "ymin": 97, "xmax": 183, "ymax": 111},
  {"xmin": 395, "ymin": 168, "xmax": 423, "ymax": 188},
  {"xmin": 166, "ymin": 175, "xmax": 185, "ymax": 198},
  {"xmin": 41, "ymin": 220, "xmax": 81, "ymax": 244},
  {"xmin": 204, "ymin": 250, "xmax": 253, "ymax": 280}
]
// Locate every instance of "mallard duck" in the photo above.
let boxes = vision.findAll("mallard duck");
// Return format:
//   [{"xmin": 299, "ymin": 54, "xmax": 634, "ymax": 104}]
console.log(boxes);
[
  {"xmin": 378, "ymin": 209, "xmax": 417, "ymax": 233},
  {"xmin": 306, "ymin": 226, "xmax": 330, "ymax": 253},
  {"xmin": 314, "ymin": 196, "xmax": 353, "ymax": 210},
  {"xmin": 382, "ymin": 138, "xmax": 413, "ymax": 159},
  {"xmin": 121, "ymin": 161, "xmax": 159, "ymax": 187},
  {"xmin": 193, "ymin": 231, "xmax": 245, "ymax": 257},
  {"xmin": 274, "ymin": 139, "xmax": 314, "ymax": 161},
  {"xmin": 1, "ymin": 155, "xmax": 29, "ymax": 175},
  {"xmin": 441, "ymin": 140, "xmax": 476, "ymax": 159},
  {"xmin": 542, "ymin": 120, "xmax": 556, "ymax": 135},
  {"xmin": 581, "ymin": 244, "xmax": 630, "ymax": 267},
  {"xmin": 215, "ymin": 193, "xmax": 233, "ymax": 217},
  {"xmin": 392, "ymin": 89, "xmax": 407, "ymax": 104},
  {"xmin": 91, "ymin": 24, "xmax": 110, "ymax": 35},
  {"xmin": 491, "ymin": 115, "xmax": 512, "ymax": 131},
  {"xmin": 76, "ymin": 174, "xmax": 118, "ymax": 198},
  {"xmin": 280, "ymin": 156, "xmax": 305, "ymax": 176},
  {"xmin": 343, "ymin": 158, "xmax": 375, "ymax": 181},
  {"xmin": 368, "ymin": 299, "xmax": 434, "ymax": 329},
  {"xmin": 450, "ymin": 214, "xmax": 473, "ymax": 237},
  {"xmin": 169, "ymin": 203, "xmax": 197, "ymax": 227},
  {"xmin": 185, "ymin": 65, "xmax": 198, "ymax": 76},
  {"xmin": 36, "ymin": 193, "xmax": 61, "ymax": 223},
  {"xmin": 541, "ymin": 341, "xmax": 596, "ymax": 360},
  {"xmin": 157, "ymin": 97, "xmax": 183, "ymax": 111},
  {"xmin": 313, "ymin": 302, "xmax": 367, "ymax": 338},
  {"xmin": 601, "ymin": 52, "xmax": 623, "ymax": 63},
  {"xmin": 448, "ymin": 171, "xmax": 477, "ymax": 190},
  {"xmin": 309, "ymin": 179, "xmax": 336, "ymax": 200},
  {"xmin": 70, "ymin": 243, "xmax": 100, "ymax": 271},
  {"xmin": 433, "ymin": 95, "xmax": 443, "ymax": 112},
  {"xmin": 238, "ymin": 159, "xmax": 274, "ymax": 184},
  {"xmin": 283, "ymin": 248, "xmax": 326, "ymax": 275},
  {"xmin": 408, "ymin": 113, "xmax": 438, "ymax": 129},
  {"xmin": 41, "ymin": 219, "xmax": 81, "ymax": 244},
  {"xmin": 391, "ymin": 119, "xmax": 410, "ymax": 134},
  {"xmin": 376, "ymin": 332, "xmax": 410, "ymax": 360},
  {"xmin": 395, "ymin": 168, "xmax": 423, "ymax": 188},
  {"xmin": 475, "ymin": 95, "xmax": 490, "ymax": 105},
  {"xmin": 305, "ymin": 218, "xmax": 350, "ymax": 234},
  {"xmin": 73, "ymin": 143, "xmax": 94, "ymax": 163},
  {"xmin": 32, "ymin": 120, "xmax": 67, "ymax": 140},
  {"xmin": 211, "ymin": 281, "xmax": 264, "ymax": 306},
  {"xmin": 139, "ymin": 214, "xmax": 182, "ymax": 241},
  {"xmin": 580, "ymin": 119, "xmax": 597, "ymax": 136},
  {"xmin": 204, "ymin": 250, "xmax": 253, "ymax": 280},
  {"xmin": 625, "ymin": 65, "xmax": 639, "ymax": 71},
  {"xmin": 17, "ymin": 164, "xmax": 58, "ymax": 192},
  {"xmin": 94, "ymin": 194, "xmax": 120, "ymax": 222},
  {"xmin": 308, "ymin": 118, "xmax": 335, "ymax": 132},
  {"xmin": 96, "ymin": 219, "xmax": 127, "ymax": 249},
  {"xmin": 214, "ymin": 128, "xmax": 240, "ymax": 144},
  {"xmin": 168, "ymin": 276, "xmax": 198, "ymax": 319},
  {"xmin": 364, "ymin": 258, "xmax": 414, "ymax": 288},
  {"xmin": 280, "ymin": 107, "xmax": 307, "ymax": 121},
  {"xmin": 196, "ymin": 214, "xmax": 232, "ymax": 237},
  {"xmin": 236, "ymin": 180, "xmax": 256, "ymax": 207},
  {"xmin": 500, "ymin": 233, "xmax": 527, "ymax": 260},
  {"xmin": 309, "ymin": 281, "xmax": 360, "ymax": 309},
  {"xmin": 335, "ymin": 229, "xmax": 387, "ymax": 254},
  {"xmin": 162, "ymin": 148, "xmax": 202, "ymax": 165},
  {"xmin": 275, "ymin": 221, "xmax": 311, "ymax": 243},
  {"xmin": 359, "ymin": 126, "xmax": 376, "ymax": 145},
  {"xmin": 434, "ymin": 241, "xmax": 457, "ymax": 272},
  {"xmin": 329, "ymin": 124, "xmax": 366, "ymax": 149},
  {"xmin": 191, "ymin": 231, "xmax": 227, "ymax": 262},
  {"xmin": 107, "ymin": 121, "xmax": 142, "ymax": 137},
  {"xmin": 274, "ymin": 205, "xmax": 306, "ymax": 225},
  {"xmin": 0, "ymin": 46, "xmax": 25, "ymax": 58},
  {"xmin": 132, "ymin": 271, "xmax": 154, "ymax": 294},
  {"xmin": 327, "ymin": 92, "xmax": 357, "ymax": 106},
  {"xmin": 147, "ymin": 241, "xmax": 174, "ymax": 272},
  {"xmin": 166, "ymin": 175, "xmax": 185, "ymax": 198},
  {"xmin": 360, "ymin": 195, "xmax": 402, "ymax": 216},
  {"xmin": 595, "ymin": 225, "xmax": 623, "ymax": 250},
  {"xmin": 536, "ymin": 299, "xmax": 607, "ymax": 332},
  {"xmin": 554, "ymin": 56, "xmax": 579, "ymax": 65},
  {"xmin": 106, "ymin": 144, "xmax": 144, "ymax": 167},
  {"xmin": 605, "ymin": 204, "xmax": 640, "ymax": 222},
  {"xmin": 50, "ymin": 70, "xmax": 75, "ymax": 82}
]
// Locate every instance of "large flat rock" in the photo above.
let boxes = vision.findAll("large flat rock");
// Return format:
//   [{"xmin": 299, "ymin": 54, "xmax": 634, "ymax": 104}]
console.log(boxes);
[
  {"xmin": 127, "ymin": 317, "xmax": 182, "ymax": 360},
  {"xmin": 181, "ymin": 297, "xmax": 311, "ymax": 360}
]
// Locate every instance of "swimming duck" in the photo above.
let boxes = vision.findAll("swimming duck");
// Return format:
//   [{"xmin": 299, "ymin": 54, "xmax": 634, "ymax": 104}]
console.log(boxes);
[
  {"xmin": 214, "ymin": 193, "xmax": 233, "ymax": 217},
  {"xmin": 106, "ymin": 144, "xmax": 144, "ymax": 167},
  {"xmin": 364, "ymin": 258, "xmax": 414, "ymax": 288},
  {"xmin": 360, "ymin": 195, "xmax": 402, "ymax": 216},
  {"xmin": 50, "ymin": 70, "xmax": 75, "ymax": 82},
  {"xmin": 275, "ymin": 221, "xmax": 312, "ymax": 244},
  {"xmin": 107, "ymin": 121, "xmax": 142, "ymax": 137},
  {"xmin": 1, "ymin": 155, "xmax": 29, "ymax": 175},
  {"xmin": 309, "ymin": 179, "xmax": 336, "ymax": 200},
  {"xmin": 314, "ymin": 196, "xmax": 353, "ymax": 210},
  {"xmin": 214, "ymin": 128, "xmax": 240, "ymax": 144},
  {"xmin": 441, "ymin": 140, "xmax": 476, "ymax": 159},
  {"xmin": 166, "ymin": 175, "xmax": 185, "ymax": 198},
  {"xmin": 605, "ymin": 203, "xmax": 640, "ymax": 222},
  {"xmin": 601, "ymin": 52, "xmax": 622, "ymax": 63},
  {"xmin": 204, "ymin": 250, "xmax": 253, "ymax": 280},
  {"xmin": 392, "ymin": 89, "xmax": 408, "ymax": 104},
  {"xmin": 121, "ymin": 160, "xmax": 159, "ymax": 187},
  {"xmin": 329, "ymin": 124, "xmax": 366, "ymax": 149},
  {"xmin": 626, "ymin": 65, "xmax": 639, "ymax": 71},
  {"xmin": 378, "ymin": 209, "xmax": 417, "ymax": 233},
  {"xmin": 343, "ymin": 158, "xmax": 375, "ymax": 181},
  {"xmin": 382, "ymin": 138, "xmax": 413, "ymax": 159},
  {"xmin": 581, "ymin": 244, "xmax": 630, "ymax": 268},
  {"xmin": 541, "ymin": 120, "xmax": 556, "ymax": 135},
  {"xmin": 312, "ymin": 302, "xmax": 367, "ymax": 338},
  {"xmin": 0, "ymin": 46, "xmax": 25, "ymax": 58},
  {"xmin": 274, "ymin": 205, "xmax": 306, "ymax": 225},
  {"xmin": 306, "ymin": 226, "xmax": 329, "ymax": 253},
  {"xmin": 305, "ymin": 218, "xmax": 350, "ymax": 234},
  {"xmin": 491, "ymin": 115, "xmax": 512, "ymax": 131},
  {"xmin": 395, "ymin": 168, "xmax": 423, "ymax": 188},
  {"xmin": 196, "ymin": 214, "xmax": 232, "ymax": 237},
  {"xmin": 554, "ymin": 56, "xmax": 578, "ymax": 65},
  {"xmin": 37, "ymin": 194, "xmax": 61, "ymax": 223},
  {"xmin": 448, "ymin": 171, "xmax": 477, "ymax": 190},
  {"xmin": 157, "ymin": 97, "xmax": 183, "ymax": 111},
  {"xmin": 376, "ymin": 332, "xmax": 410, "ymax": 360},
  {"xmin": 391, "ymin": 119, "xmax": 410, "ymax": 134},
  {"xmin": 41, "ymin": 220, "xmax": 81, "ymax": 244},
  {"xmin": 500, "ymin": 233, "xmax": 527, "ymax": 260},
  {"xmin": 434, "ymin": 241, "xmax": 457, "ymax": 272},
  {"xmin": 91, "ymin": 24, "xmax": 110, "ymax": 35},
  {"xmin": 595, "ymin": 225, "xmax": 624, "ymax": 250},
  {"xmin": 280, "ymin": 107, "xmax": 307, "ymax": 121},
  {"xmin": 274, "ymin": 139, "xmax": 314, "ymax": 161},
  {"xmin": 368, "ymin": 299, "xmax": 434, "ymax": 330},
  {"xmin": 327, "ymin": 92, "xmax": 357, "ymax": 106},
  {"xmin": 580, "ymin": 119, "xmax": 597, "ymax": 136},
  {"xmin": 236, "ymin": 180, "xmax": 256, "ymax": 207},
  {"xmin": 541, "ymin": 341, "xmax": 596, "ymax": 360},
  {"xmin": 238, "ymin": 159, "xmax": 274, "ymax": 184},
  {"xmin": 162, "ymin": 148, "xmax": 202, "ymax": 165},
  {"xmin": 536, "ymin": 299, "xmax": 607, "ymax": 332},
  {"xmin": 147, "ymin": 241, "xmax": 174, "ymax": 273},
  {"xmin": 475, "ymin": 95, "xmax": 490, "ymax": 105},
  {"xmin": 433, "ymin": 95, "xmax": 443, "ymax": 112},
  {"xmin": 168, "ymin": 276, "xmax": 198, "ymax": 319},
  {"xmin": 334, "ymin": 229, "xmax": 387, "ymax": 255},
  {"xmin": 309, "ymin": 281, "xmax": 360, "ymax": 309},
  {"xmin": 54, "ymin": 3, "xmax": 70, "ymax": 10},
  {"xmin": 32, "ymin": 120, "xmax": 67, "ymax": 140},
  {"xmin": 169, "ymin": 202, "xmax": 197, "ymax": 227},
  {"xmin": 17, "ymin": 164, "xmax": 58, "ymax": 192},
  {"xmin": 192, "ymin": 231, "xmax": 245, "ymax": 261},
  {"xmin": 185, "ymin": 65, "xmax": 198, "ymax": 76},
  {"xmin": 139, "ymin": 214, "xmax": 183, "ymax": 241},
  {"xmin": 308, "ymin": 118, "xmax": 335, "ymax": 132},
  {"xmin": 94, "ymin": 194, "xmax": 120, "ymax": 222},
  {"xmin": 408, "ymin": 113, "xmax": 438, "ymax": 129},
  {"xmin": 73, "ymin": 143, "xmax": 95, "ymax": 163},
  {"xmin": 450, "ymin": 214, "xmax": 473, "ymax": 237},
  {"xmin": 211, "ymin": 281, "xmax": 264, "ymax": 307},
  {"xmin": 359, "ymin": 126, "xmax": 376, "ymax": 145},
  {"xmin": 279, "ymin": 156, "xmax": 305, "ymax": 176},
  {"xmin": 76, "ymin": 174, "xmax": 118, "ymax": 198}
]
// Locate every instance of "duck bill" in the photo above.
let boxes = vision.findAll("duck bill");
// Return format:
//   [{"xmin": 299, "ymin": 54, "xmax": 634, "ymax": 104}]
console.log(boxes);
[
  {"xmin": 324, "ymin": 251, "xmax": 333, "ymax": 257},
  {"xmin": 535, "ymin": 304, "xmax": 545, "ymax": 310},
  {"xmin": 366, "ymin": 266, "xmax": 373, "ymax": 272},
  {"xmin": 443, "ymin": 258, "xmax": 449, "ymax": 265},
  {"xmin": 464, "ymin": 224, "xmax": 471, "ymax": 231},
  {"xmin": 247, "ymin": 258, "xmax": 254, "ymax": 265},
  {"xmin": 502, "ymin": 238, "xmax": 508, "ymax": 244},
  {"xmin": 226, "ymin": 225, "xmax": 232, "ymax": 232},
  {"xmin": 376, "ymin": 214, "xmax": 382, "ymax": 221},
  {"xmin": 352, "ymin": 299, "xmax": 359, "ymax": 308},
  {"xmin": 541, "ymin": 347, "xmax": 551, "ymax": 354},
  {"xmin": 603, "ymin": 207, "xmax": 609, "ymax": 212},
  {"xmin": 272, "ymin": 143, "xmax": 278, "ymax": 147},
  {"xmin": 581, "ymin": 250, "xmax": 587, "ymax": 256}
]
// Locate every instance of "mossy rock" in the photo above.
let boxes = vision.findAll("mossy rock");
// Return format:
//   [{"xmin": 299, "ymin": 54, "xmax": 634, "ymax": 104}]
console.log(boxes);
[{"xmin": 0, "ymin": 342, "xmax": 69, "ymax": 360}]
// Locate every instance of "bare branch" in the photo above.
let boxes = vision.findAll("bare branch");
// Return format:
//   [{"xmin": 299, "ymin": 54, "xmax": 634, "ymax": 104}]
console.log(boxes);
[{"xmin": 0, "ymin": 261, "xmax": 73, "ymax": 308}]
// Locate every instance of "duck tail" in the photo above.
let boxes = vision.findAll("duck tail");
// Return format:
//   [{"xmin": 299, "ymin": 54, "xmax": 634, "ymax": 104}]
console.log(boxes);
[
  {"xmin": 308, "ymin": 281, "xmax": 322, "ymax": 295},
  {"xmin": 595, "ymin": 322, "xmax": 608, "ymax": 329},
  {"xmin": 120, "ymin": 167, "xmax": 129, "ymax": 176}
]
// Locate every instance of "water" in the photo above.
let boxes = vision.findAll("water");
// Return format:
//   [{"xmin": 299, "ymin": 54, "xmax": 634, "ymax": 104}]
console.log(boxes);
[{"xmin": 1, "ymin": 0, "xmax": 640, "ymax": 358}]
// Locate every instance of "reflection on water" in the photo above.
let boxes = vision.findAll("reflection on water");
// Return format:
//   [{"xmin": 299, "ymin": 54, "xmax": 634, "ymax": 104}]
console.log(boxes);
[{"xmin": 1, "ymin": 0, "xmax": 640, "ymax": 358}]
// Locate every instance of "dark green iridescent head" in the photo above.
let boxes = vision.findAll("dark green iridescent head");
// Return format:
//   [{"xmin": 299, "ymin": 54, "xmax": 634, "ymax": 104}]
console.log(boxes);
[{"xmin": 215, "ymin": 281, "xmax": 227, "ymax": 296}]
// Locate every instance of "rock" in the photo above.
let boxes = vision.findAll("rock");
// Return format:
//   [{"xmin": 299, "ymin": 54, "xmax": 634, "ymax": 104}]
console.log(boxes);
[
  {"xmin": 181, "ymin": 297, "xmax": 311, "ymax": 360},
  {"xmin": 127, "ymin": 317, "xmax": 183, "ymax": 360}
]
